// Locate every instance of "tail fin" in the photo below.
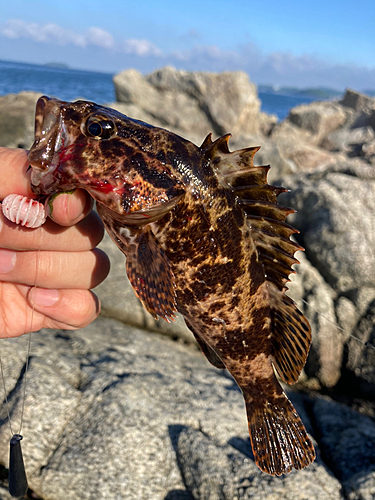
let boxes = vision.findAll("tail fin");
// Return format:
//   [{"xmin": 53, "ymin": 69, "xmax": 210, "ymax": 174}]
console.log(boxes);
[{"xmin": 245, "ymin": 391, "xmax": 315, "ymax": 475}]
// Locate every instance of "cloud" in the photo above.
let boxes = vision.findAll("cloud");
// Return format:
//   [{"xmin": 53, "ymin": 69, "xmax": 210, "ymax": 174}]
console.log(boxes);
[
  {"xmin": 0, "ymin": 19, "xmax": 160, "ymax": 56},
  {"xmin": 122, "ymin": 39, "xmax": 162, "ymax": 57},
  {"xmin": 1, "ymin": 19, "xmax": 374, "ymax": 89},
  {"xmin": 170, "ymin": 42, "xmax": 375, "ymax": 90}
]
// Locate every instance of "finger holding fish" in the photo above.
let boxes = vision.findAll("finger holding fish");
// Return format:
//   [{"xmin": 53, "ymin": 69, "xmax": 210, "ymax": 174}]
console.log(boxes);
[
  {"xmin": 0, "ymin": 247, "xmax": 109, "ymax": 290},
  {"xmin": 0, "ymin": 146, "xmax": 109, "ymax": 339},
  {"xmin": 0, "ymin": 209, "xmax": 105, "ymax": 252}
]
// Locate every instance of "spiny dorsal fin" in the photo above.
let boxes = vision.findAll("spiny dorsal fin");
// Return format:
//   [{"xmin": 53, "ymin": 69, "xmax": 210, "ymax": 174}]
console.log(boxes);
[{"xmin": 204, "ymin": 135, "xmax": 311, "ymax": 384}]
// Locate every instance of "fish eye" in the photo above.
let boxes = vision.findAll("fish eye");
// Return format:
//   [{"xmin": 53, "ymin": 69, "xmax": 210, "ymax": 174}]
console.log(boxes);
[{"xmin": 85, "ymin": 115, "xmax": 117, "ymax": 140}]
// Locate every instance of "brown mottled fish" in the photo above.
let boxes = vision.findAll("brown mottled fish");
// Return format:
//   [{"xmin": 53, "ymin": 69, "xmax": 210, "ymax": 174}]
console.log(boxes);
[{"xmin": 28, "ymin": 96, "xmax": 315, "ymax": 475}]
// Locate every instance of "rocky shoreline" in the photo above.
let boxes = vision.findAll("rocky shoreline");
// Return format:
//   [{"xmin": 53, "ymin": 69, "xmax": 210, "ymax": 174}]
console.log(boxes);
[{"xmin": 0, "ymin": 68, "xmax": 374, "ymax": 500}]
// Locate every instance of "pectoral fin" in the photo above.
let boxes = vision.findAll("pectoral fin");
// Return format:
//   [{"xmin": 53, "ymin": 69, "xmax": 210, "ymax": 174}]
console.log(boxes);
[{"xmin": 97, "ymin": 203, "xmax": 177, "ymax": 322}]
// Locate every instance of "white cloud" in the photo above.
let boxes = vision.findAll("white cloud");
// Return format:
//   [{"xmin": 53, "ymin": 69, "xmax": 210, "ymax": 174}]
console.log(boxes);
[
  {"xmin": 122, "ymin": 39, "xmax": 162, "ymax": 57},
  {"xmin": 85, "ymin": 27, "xmax": 115, "ymax": 49},
  {"xmin": 0, "ymin": 19, "xmax": 160, "ymax": 56},
  {"xmin": 1, "ymin": 19, "xmax": 374, "ymax": 89}
]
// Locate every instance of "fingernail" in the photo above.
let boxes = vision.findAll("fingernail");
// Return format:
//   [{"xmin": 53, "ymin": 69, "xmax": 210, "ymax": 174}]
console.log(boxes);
[
  {"xmin": 0, "ymin": 249, "xmax": 16, "ymax": 273},
  {"xmin": 29, "ymin": 288, "xmax": 59, "ymax": 307},
  {"xmin": 45, "ymin": 190, "xmax": 76, "ymax": 219}
]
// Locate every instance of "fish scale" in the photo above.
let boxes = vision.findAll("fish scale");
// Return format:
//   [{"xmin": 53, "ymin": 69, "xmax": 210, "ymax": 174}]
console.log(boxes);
[{"xmin": 28, "ymin": 95, "xmax": 315, "ymax": 475}]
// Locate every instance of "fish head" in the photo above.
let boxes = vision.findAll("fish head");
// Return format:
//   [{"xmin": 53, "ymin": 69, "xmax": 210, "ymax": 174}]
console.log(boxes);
[{"xmin": 28, "ymin": 96, "xmax": 185, "ymax": 224}]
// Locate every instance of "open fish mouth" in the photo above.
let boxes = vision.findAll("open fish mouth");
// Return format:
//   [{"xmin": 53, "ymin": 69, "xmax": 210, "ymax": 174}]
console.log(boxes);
[{"xmin": 28, "ymin": 96, "xmax": 69, "ymax": 194}]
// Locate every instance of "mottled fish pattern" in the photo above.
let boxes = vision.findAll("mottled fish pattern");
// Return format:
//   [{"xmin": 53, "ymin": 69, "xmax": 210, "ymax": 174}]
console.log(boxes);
[{"xmin": 28, "ymin": 96, "xmax": 315, "ymax": 475}]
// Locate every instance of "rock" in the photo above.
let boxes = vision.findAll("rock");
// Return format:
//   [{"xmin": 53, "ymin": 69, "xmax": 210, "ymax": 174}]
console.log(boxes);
[
  {"xmin": 340, "ymin": 89, "xmax": 375, "ymax": 112},
  {"xmin": 0, "ymin": 318, "xmax": 246, "ymax": 499},
  {"xmin": 174, "ymin": 424, "xmax": 342, "ymax": 500},
  {"xmin": 320, "ymin": 126, "xmax": 375, "ymax": 154},
  {"xmin": 0, "ymin": 91, "xmax": 41, "ymax": 149},
  {"xmin": 345, "ymin": 469, "xmax": 375, "ymax": 500},
  {"xmin": 1, "ymin": 316, "xmax": 356, "ymax": 500},
  {"xmin": 287, "ymin": 251, "xmax": 343, "ymax": 388},
  {"xmin": 270, "ymin": 121, "xmax": 338, "ymax": 171},
  {"xmin": 279, "ymin": 161, "xmax": 375, "ymax": 296},
  {"xmin": 113, "ymin": 67, "xmax": 263, "ymax": 141},
  {"xmin": 344, "ymin": 298, "xmax": 375, "ymax": 397},
  {"xmin": 312, "ymin": 397, "xmax": 375, "ymax": 482},
  {"xmin": 288, "ymin": 101, "xmax": 347, "ymax": 142}
]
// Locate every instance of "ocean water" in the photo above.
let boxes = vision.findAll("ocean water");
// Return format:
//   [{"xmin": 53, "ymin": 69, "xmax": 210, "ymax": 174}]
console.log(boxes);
[{"xmin": 1, "ymin": 59, "xmax": 319, "ymax": 121}]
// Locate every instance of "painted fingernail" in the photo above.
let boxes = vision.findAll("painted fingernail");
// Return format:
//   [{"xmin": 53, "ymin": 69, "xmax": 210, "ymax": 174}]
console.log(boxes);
[
  {"xmin": 0, "ymin": 249, "xmax": 16, "ymax": 274},
  {"xmin": 29, "ymin": 288, "xmax": 60, "ymax": 307}
]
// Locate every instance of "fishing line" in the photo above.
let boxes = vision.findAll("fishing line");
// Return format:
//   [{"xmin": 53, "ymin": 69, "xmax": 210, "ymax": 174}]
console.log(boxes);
[
  {"xmin": 0, "ymin": 195, "xmax": 46, "ymax": 497},
  {"xmin": 299, "ymin": 297, "xmax": 375, "ymax": 351}
]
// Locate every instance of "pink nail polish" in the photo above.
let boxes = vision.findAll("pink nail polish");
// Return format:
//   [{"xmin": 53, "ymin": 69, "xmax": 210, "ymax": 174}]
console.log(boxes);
[
  {"xmin": 30, "ymin": 288, "xmax": 59, "ymax": 307},
  {"xmin": 0, "ymin": 249, "xmax": 16, "ymax": 274}
]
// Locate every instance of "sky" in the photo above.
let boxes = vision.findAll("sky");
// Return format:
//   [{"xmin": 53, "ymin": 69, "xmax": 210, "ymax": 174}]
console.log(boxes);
[{"xmin": 1, "ymin": 0, "xmax": 374, "ymax": 90}]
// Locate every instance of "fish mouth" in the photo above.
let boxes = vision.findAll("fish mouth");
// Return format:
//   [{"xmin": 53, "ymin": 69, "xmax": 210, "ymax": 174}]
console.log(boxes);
[{"xmin": 28, "ymin": 96, "xmax": 69, "ymax": 194}]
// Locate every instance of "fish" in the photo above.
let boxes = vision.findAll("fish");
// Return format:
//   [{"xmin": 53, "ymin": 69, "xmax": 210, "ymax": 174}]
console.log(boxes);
[{"xmin": 28, "ymin": 95, "xmax": 316, "ymax": 475}]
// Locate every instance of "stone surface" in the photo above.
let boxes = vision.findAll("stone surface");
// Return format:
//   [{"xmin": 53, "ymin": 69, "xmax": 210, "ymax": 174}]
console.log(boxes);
[
  {"xmin": 113, "ymin": 67, "xmax": 263, "ymax": 143},
  {"xmin": 279, "ymin": 161, "xmax": 375, "ymax": 296},
  {"xmin": 288, "ymin": 101, "xmax": 347, "ymax": 141},
  {"xmin": 340, "ymin": 89, "xmax": 375, "ymax": 112},
  {"xmin": 344, "ymin": 298, "xmax": 375, "ymax": 397},
  {"xmin": 174, "ymin": 425, "xmax": 343, "ymax": 500},
  {"xmin": 0, "ymin": 318, "xmax": 362, "ymax": 500},
  {"xmin": 312, "ymin": 397, "xmax": 375, "ymax": 482},
  {"xmin": 0, "ymin": 91, "xmax": 41, "ymax": 149},
  {"xmin": 287, "ymin": 251, "xmax": 343, "ymax": 388}
]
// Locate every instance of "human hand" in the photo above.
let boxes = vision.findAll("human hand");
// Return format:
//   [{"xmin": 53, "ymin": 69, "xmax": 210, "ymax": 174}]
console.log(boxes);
[{"xmin": 0, "ymin": 147, "xmax": 110, "ymax": 338}]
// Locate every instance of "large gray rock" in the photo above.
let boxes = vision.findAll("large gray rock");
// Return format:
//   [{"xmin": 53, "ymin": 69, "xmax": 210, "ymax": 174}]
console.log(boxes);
[
  {"xmin": 113, "ymin": 67, "xmax": 266, "ymax": 142},
  {"xmin": 0, "ymin": 91, "xmax": 41, "ymax": 148},
  {"xmin": 279, "ymin": 160, "xmax": 375, "ymax": 296},
  {"xmin": 344, "ymin": 298, "xmax": 375, "ymax": 396},
  {"xmin": 288, "ymin": 101, "xmax": 347, "ymax": 141},
  {"xmin": 312, "ymin": 397, "xmax": 375, "ymax": 485},
  {"xmin": 340, "ymin": 89, "xmax": 375, "ymax": 112},
  {"xmin": 0, "ymin": 318, "xmax": 360, "ymax": 500}
]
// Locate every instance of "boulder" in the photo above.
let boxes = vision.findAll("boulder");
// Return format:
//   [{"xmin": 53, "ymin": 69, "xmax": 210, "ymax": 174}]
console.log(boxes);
[
  {"xmin": 279, "ymin": 160, "xmax": 375, "ymax": 296},
  {"xmin": 270, "ymin": 120, "xmax": 339, "ymax": 171},
  {"xmin": 340, "ymin": 89, "xmax": 375, "ymax": 112},
  {"xmin": 288, "ymin": 101, "xmax": 347, "ymax": 141},
  {"xmin": 312, "ymin": 397, "xmax": 375, "ymax": 485},
  {"xmin": 0, "ymin": 318, "xmax": 364, "ymax": 500},
  {"xmin": 344, "ymin": 298, "xmax": 375, "ymax": 397},
  {"xmin": 287, "ymin": 251, "xmax": 344, "ymax": 388},
  {"xmin": 113, "ymin": 67, "xmax": 264, "ymax": 141},
  {"xmin": 0, "ymin": 91, "xmax": 41, "ymax": 149}
]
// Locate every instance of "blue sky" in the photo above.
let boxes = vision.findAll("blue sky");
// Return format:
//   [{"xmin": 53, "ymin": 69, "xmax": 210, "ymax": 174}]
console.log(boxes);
[{"xmin": 1, "ymin": 0, "xmax": 374, "ymax": 90}]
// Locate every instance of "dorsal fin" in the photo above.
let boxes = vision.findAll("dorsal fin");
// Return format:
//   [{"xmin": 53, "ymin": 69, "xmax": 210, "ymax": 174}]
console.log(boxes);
[{"xmin": 204, "ymin": 135, "xmax": 311, "ymax": 384}]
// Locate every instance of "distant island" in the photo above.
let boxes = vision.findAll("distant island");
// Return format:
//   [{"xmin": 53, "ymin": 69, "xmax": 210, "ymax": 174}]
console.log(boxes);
[
  {"xmin": 258, "ymin": 85, "xmax": 343, "ymax": 100},
  {"xmin": 43, "ymin": 62, "xmax": 70, "ymax": 69}
]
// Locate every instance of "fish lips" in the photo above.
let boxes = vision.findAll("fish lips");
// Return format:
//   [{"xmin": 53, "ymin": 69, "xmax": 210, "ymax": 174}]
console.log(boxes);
[{"xmin": 28, "ymin": 96, "xmax": 69, "ymax": 195}]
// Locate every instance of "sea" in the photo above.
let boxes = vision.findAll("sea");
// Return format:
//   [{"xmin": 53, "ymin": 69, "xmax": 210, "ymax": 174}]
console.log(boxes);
[{"xmin": 0, "ymin": 59, "xmax": 326, "ymax": 121}]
